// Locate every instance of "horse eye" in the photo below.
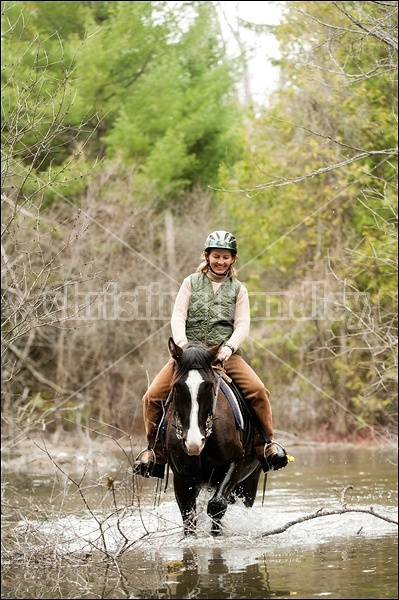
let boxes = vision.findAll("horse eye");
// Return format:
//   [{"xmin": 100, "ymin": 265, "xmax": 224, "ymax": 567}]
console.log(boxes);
[{"xmin": 201, "ymin": 381, "xmax": 213, "ymax": 392}]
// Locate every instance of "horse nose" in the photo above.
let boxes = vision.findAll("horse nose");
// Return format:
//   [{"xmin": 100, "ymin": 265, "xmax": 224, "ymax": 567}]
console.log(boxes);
[{"xmin": 184, "ymin": 435, "xmax": 205, "ymax": 456}]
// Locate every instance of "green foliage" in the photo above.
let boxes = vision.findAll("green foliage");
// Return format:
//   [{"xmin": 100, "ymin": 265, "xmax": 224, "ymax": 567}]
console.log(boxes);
[
  {"xmin": 2, "ymin": 0, "xmax": 396, "ymax": 439},
  {"xmin": 97, "ymin": 1, "xmax": 243, "ymax": 199},
  {"xmin": 2, "ymin": 1, "xmax": 244, "ymax": 205},
  {"xmin": 1, "ymin": 4, "xmax": 94, "ymax": 203},
  {"xmin": 219, "ymin": 0, "xmax": 397, "ymax": 434}
]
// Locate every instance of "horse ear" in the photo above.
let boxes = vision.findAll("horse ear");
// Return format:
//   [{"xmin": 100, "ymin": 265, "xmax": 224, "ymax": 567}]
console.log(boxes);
[
  {"xmin": 209, "ymin": 341, "xmax": 224, "ymax": 364},
  {"xmin": 168, "ymin": 337, "xmax": 183, "ymax": 360}
]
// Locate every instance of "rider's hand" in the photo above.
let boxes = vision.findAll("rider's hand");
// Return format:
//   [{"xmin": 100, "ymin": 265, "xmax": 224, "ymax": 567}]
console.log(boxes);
[{"xmin": 218, "ymin": 345, "xmax": 233, "ymax": 363}]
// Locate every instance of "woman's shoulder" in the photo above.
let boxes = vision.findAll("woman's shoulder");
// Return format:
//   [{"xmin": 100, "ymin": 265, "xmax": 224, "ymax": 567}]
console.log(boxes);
[
  {"xmin": 230, "ymin": 275, "xmax": 246, "ymax": 287},
  {"xmin": 233, "ymin": 278, "xmax": 249, "ymax": 296},
  {"xmin": 190, "ymin": 271, "xmax": 208, "ymax": 282},
  {"xmin": 181, "ymin": 271, "xmax": 203, "ymax": 289}
]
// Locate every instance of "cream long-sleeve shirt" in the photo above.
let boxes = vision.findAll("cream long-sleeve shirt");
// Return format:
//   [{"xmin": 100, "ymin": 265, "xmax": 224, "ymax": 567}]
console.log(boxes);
[{"xmin": 171, "ymin": 273, "xmax": 250, "ymax": 351}]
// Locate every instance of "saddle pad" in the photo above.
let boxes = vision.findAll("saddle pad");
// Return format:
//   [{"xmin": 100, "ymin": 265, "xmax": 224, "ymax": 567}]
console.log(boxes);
[{"xmin": 216, "ymin": 374, "xmax": 245, "ymax": 431}]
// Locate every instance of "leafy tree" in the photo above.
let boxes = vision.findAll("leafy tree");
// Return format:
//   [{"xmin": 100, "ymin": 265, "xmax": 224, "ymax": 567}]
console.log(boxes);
[
  {"xmin": 1, "ymin": 1, "xmax": 245, "ymax": 438},
  {"xmin": 5, "ymin": 1, "xmax": 245, "ymax": 203},
  {"xmin": 218, "ymin": 1, "xmax": 397, "ymax": 437},
  {"xmin": 1, "ymin": 2, "xmax": 104, "ymax": 433}
]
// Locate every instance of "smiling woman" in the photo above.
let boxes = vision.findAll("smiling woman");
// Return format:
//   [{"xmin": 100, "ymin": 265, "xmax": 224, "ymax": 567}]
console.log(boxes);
[{"xmin": 203, "ymin": 230, "xmax": 237, "ymax": 277}]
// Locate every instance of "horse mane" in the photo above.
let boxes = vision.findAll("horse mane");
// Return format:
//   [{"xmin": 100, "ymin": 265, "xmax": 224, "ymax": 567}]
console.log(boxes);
[{"xmin": 172, "ymin": 341, "xmax": 215, "ymax": 383}]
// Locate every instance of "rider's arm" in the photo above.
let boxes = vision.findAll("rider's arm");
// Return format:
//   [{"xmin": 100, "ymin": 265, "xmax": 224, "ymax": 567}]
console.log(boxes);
[
  {"xmin": 171, "ymin": 276, "xmax": 191, "ymax": 347},
  {"xmin": 225, "ymin": 284, "xmax": 250, "ymax": 352}
]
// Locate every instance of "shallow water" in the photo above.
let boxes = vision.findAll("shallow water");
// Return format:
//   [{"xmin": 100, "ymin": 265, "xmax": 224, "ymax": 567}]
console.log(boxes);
[{"xmin": 1, "ymin": 444, "xmax": 397, "ymax": 599}]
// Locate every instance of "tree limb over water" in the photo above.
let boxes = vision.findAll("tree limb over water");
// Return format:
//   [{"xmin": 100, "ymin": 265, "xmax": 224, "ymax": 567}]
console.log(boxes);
[{"xmin": 258, "ymin": 485, "xmax": 397, "ymax": 538}]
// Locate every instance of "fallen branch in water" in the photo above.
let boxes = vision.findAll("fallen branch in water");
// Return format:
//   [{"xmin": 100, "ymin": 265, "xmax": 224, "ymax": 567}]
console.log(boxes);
[{"xmin": 258, "ymin": 485, "xmax": 397, "ymax": 538}]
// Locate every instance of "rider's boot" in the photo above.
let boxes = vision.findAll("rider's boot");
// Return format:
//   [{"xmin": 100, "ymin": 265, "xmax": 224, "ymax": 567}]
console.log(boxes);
[
  {"xmin": 133, "ymin": 444, "xmax": 166, "ymax": 479},
  {"xmin": 133, "ymin": 412, "xmax": 166, "ymax": 479},
  {"xmin": 134, "ymin": 361, "xmax": 174, "ymax": 479},
  {"xmin": 258, "ymin": 440, "xmax": 289, "ymax": 472},
  {"xmin": 252, "ymin": 419, "xmax": 289, "ymax": 473}
]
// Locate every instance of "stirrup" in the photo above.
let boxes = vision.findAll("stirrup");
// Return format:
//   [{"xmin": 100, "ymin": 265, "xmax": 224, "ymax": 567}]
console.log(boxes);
[
  {"xmin": 261, "ymin": 440, "xmax": 288, "ymax": 472},
  {"xmin": 133, "ymin": 449, "xmax": 165, "ymax": 479}
]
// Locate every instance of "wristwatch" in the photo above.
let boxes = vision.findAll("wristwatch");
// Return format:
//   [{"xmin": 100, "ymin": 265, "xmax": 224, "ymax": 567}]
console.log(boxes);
[{"xmin": 223, "ymin": 343, "xmax": 235, "ymax": 353}]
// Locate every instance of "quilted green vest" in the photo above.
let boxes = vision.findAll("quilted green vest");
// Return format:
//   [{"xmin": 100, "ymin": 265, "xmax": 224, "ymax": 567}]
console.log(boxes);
[{"xmin": 186, "ymin": 272, "xmax": 241, "ymax": 348}]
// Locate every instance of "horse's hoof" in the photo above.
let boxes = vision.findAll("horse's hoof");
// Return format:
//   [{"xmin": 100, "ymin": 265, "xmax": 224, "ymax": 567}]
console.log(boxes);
[
  {"xmin": 207, "ymin": 497, "xmax": 228, "ymax": 512},
  {"xmin": 183, "ymin": 523, "xmax": 197, "ymax": 536},
  {"xmin": 211, "ymin": 522, "xmax": 223, "ymax": 536}
]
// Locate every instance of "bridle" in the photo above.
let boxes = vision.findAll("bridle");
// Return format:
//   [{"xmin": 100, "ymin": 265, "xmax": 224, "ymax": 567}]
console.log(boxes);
[{"xmin": 173, "ymin": 363, "xmax": 223, "ymax": 441}]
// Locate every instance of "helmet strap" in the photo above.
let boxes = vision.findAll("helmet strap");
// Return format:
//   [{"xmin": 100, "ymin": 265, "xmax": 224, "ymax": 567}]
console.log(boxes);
[{"xmin": 207, "ymin": 262, "xmax": 230, "ymax": 277}]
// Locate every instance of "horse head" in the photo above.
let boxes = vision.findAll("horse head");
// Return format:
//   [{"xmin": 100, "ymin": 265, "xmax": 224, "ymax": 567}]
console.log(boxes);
[{"xmin": 168, "ymin": 337, "xmax": 223, "ymax": 456}]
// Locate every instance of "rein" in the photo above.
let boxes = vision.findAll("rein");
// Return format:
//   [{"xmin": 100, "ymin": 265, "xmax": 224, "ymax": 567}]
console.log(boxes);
[
  {"xmin": 211, "ymin": 363, "xmax": 223, "ymax": 421},
  {"xmin": 204, "ymin": 365, "xmax": 223, "ymax": 438}
]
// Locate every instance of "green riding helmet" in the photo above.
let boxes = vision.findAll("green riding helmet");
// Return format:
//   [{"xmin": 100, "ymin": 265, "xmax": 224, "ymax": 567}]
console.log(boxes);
[{"xmin": 204, "ymin": 230, "xmax": 237, "ymax": 254}]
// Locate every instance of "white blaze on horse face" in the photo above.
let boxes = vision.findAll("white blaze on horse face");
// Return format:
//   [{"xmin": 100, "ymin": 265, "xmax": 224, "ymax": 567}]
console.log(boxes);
[{"xmin": 184, "ymin": 370, "xmax": 206, "ymax": 456}]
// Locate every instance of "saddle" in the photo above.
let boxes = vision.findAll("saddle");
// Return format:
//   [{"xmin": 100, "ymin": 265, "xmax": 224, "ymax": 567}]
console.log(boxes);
[{"xmin": 213, "ymin": 367, "xmax": 254, "ymax": 448}]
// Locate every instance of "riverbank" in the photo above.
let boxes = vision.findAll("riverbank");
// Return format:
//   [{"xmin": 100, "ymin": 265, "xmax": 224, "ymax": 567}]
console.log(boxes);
[{"xmin": 2, "ymin": 429, "xmax": 397, "ymax": 477}]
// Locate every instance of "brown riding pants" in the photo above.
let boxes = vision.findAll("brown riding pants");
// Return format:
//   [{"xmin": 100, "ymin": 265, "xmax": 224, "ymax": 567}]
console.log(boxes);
[{"xmin": 142, "ymin": 354, "xmax": 274, "ymax": 463}]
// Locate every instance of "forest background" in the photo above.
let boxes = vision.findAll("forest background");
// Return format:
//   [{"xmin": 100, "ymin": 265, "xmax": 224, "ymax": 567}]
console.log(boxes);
[{"xmin": 1, "ymin": 1, "xmax": 397, "ymax": 451}]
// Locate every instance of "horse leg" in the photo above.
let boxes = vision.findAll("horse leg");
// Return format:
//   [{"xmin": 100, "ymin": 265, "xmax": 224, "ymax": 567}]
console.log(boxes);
[
  {"xmin": 173, "ymin": 475, "xmax": 201, "ymax": 536},
  {"xmin": 207, "ymin": 495, "xmax": 228, "ymax": 535},
  {"xmin": 231, "ymin": 466, "xmax": 262, "ymax": 507},
  {"xmin": 207, "ymin": 462, "xmax": 236, "ymax": 535}
]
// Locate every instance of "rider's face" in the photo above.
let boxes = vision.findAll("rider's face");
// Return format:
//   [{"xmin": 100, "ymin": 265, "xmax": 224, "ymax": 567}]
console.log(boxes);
[{"xmin": 207, "ymin": 250, "xmax": 235, "ymax": 275}]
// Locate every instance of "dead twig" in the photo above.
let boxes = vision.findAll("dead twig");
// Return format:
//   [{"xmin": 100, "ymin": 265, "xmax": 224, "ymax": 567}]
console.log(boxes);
[{"xmin": 258, "ymin": 484, "xmax": 397, "ymax": 538}]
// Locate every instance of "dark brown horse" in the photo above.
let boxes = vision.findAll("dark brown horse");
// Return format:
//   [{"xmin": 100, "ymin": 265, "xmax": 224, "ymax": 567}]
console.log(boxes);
[{"xmin": 164, "ymin": 338, "xmax": 262, "ymax": 536}]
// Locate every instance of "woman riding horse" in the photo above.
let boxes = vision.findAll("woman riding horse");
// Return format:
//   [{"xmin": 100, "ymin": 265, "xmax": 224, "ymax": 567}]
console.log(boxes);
[{"xmin": 134, "ymin": 230, "xmax": 288, "ymax": 478}]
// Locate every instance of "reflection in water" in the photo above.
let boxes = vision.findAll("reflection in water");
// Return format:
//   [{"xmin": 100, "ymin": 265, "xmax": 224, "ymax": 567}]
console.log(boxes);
[
  {"xmin": 164, "ymin": 548, "xmax": 278, "ymax": 600},
  {"xmin": 2, "ymin": 538, "xmax": 397, "ymax": 599}
]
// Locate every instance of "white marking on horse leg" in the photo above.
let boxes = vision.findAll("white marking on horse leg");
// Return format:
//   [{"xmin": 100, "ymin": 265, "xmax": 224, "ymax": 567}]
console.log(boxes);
[{"xmin": 185, "ymin": 370, "xmax": 205, "ymax": 455}]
